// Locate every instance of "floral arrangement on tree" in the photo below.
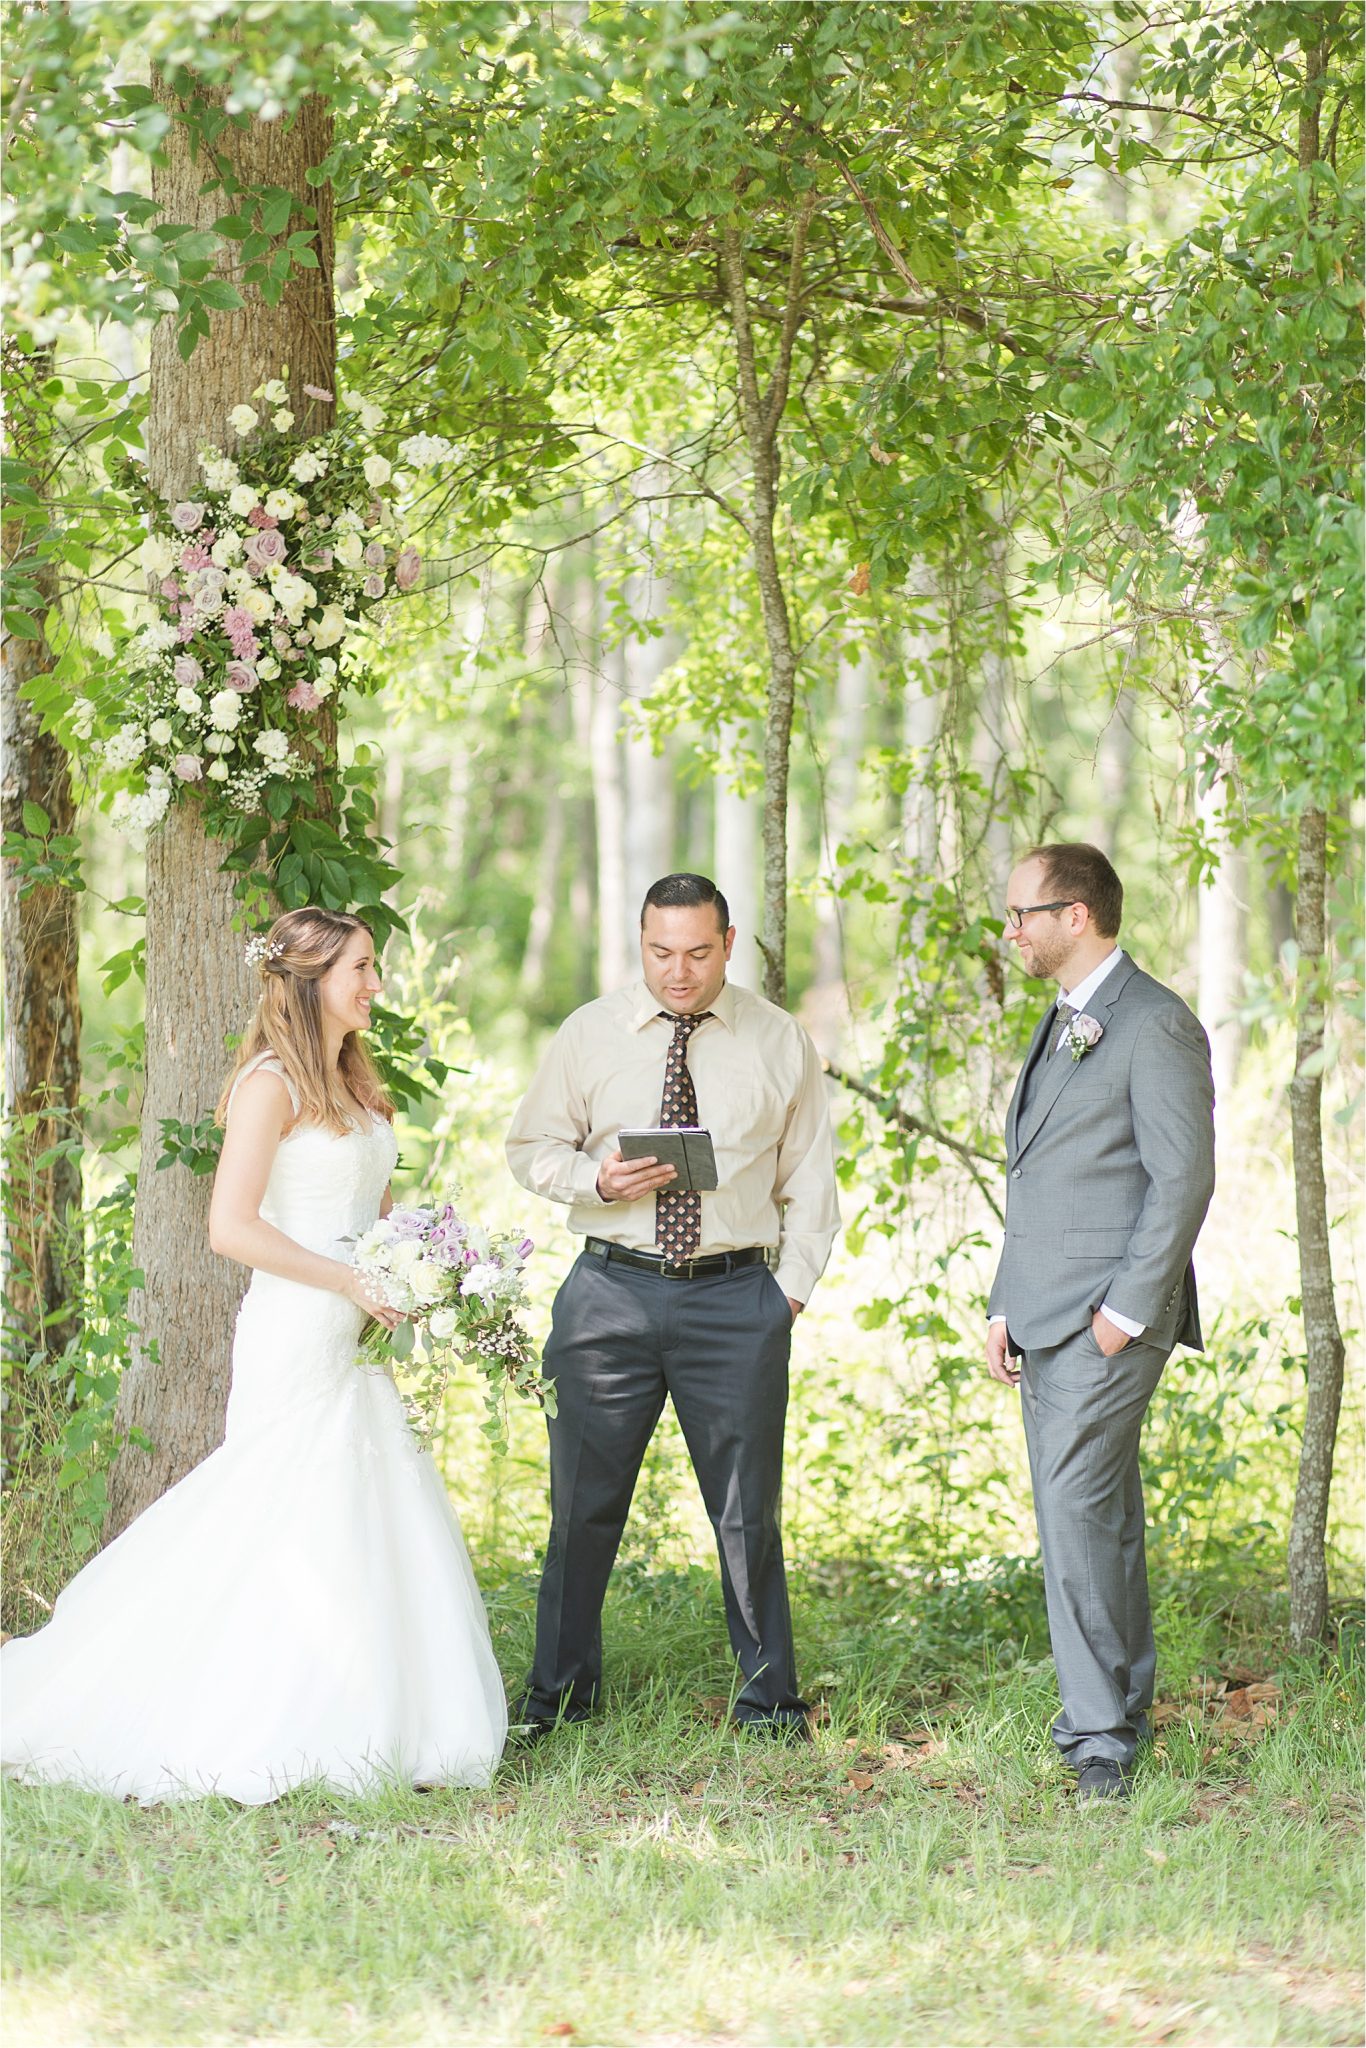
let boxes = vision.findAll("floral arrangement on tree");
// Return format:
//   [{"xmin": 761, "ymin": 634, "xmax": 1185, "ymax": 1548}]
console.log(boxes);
[
  {"xmin": 85, "ymin": 375, "xmax": 458, "ymax": 832},
  {"xmin": 351, "ymin": 1195, "xmax": 554, "ymax": 1452}
]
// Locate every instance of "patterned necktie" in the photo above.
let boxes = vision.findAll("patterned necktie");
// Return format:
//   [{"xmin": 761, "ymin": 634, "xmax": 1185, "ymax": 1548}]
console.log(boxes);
[
  {"xmin": 1050, "ymin": 1002, "xmax": 1077, "ymax": 1059},
  {"xmin": 655, "ymin": 1011, "xmax": 712, "ymax": 1261}
]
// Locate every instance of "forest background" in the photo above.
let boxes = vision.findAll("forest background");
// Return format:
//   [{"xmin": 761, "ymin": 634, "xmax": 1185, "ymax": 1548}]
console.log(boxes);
[{"xmin": 1, "ymin": 4, "xmax": 1363, "ymax": 2045}]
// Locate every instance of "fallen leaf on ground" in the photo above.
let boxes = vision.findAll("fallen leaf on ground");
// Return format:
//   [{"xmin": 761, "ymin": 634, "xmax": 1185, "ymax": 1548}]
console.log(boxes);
[{"xmin": 846, "ymin": 1769, "xmax": 876, "ymax": 1791}]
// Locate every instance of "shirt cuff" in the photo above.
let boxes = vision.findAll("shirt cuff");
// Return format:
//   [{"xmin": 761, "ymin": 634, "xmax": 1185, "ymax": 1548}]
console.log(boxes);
[
  {"xmin": 1099, "ymin": 1301, "xmax": 1145, "ymax": 1338},
  {"xmin": 988, "ymin": 1314, "xmax": 1007, "ymax": 1326}
]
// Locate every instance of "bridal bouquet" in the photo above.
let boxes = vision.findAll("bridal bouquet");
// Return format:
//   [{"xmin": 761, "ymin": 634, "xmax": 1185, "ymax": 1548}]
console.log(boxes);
[{"xmin": 351, "ymin": 1196, "xmax": 555, "ymax": 1453}]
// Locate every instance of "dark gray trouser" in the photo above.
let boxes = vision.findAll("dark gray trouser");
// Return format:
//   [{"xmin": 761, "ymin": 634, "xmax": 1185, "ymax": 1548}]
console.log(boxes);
[
  {"xmin": 1018, "ymin": 1326, "xmax": 1171, "ymax": 1769},
  {"xmin": 519, "ymin": 1250, "xmax": 804, "ymax": 1725}
]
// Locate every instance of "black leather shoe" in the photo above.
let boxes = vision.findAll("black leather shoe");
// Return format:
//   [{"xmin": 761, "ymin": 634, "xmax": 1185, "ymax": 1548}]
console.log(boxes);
[
  {"xmin": 1075, "ymin": 1759, "xmax": 1133, "ymax": 1803},
  {"xmin": 733, "ymin": 1715, "xmax": 812, "ymax": 1742}
]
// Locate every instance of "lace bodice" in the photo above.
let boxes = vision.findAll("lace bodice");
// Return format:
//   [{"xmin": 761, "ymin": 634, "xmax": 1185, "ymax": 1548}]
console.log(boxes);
[{"xmin": 227, "ymin": 1052, "xmax": 397, "ymax": 1259}]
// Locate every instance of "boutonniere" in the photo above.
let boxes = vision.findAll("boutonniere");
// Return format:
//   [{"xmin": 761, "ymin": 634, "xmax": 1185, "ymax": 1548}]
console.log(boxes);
[{"xmin": 1064, "ymin": 1012, "xmax": 1104, "ymax": 1062}]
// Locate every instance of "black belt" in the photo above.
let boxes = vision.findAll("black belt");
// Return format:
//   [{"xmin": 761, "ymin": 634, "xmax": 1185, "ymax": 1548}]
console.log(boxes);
[{"xmin": 583, "ymin": 1237, "xmax": 771, "ymax": 1281}]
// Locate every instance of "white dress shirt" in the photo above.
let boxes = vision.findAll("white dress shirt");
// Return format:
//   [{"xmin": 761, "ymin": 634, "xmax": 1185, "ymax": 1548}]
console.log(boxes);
[
  {"xmin": 992, "ymin": 947, "xmax": 1145, "ymax": 1341},
  {"xmin": 506, "ymin": 978, "xmax": 840, "ymax": 1304}
]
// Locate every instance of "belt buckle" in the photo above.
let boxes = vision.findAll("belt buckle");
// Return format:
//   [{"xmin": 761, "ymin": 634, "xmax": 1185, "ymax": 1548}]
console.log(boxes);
[{"xmin": 661, "ymin": 1254, "xmax": 695, "ymax": 1279}]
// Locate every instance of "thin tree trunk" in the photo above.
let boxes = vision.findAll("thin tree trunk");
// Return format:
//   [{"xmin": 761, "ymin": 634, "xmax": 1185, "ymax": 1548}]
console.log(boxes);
[
  {"xmin": 806, "ymin": 649, "xmax": 868, "ymax": 1054},
  {"xmin": 106, "ymin": 80, "xmax": 335, "ymax": 1540},
  {"xmin": 2, "ymin": 359, "xmax": 83, "ymax": 1434},
  {"xmin": 593, "ymin": 637, "xmax": 630, "ymax": 994},
  {"xmin": 719, "ymin": 205, "xmax": 813, "ymax": 1010},
  {"xmin": 714, "ymin": 725, "xmax": 762, "ymax": 991},
  {"xmin": 1284, "ymin": 27, "xmax": 1345, "ymax": 1653},
  {"xmin": 1286, "ymin": 807, "xmax": 1346, "ymax": 1648},
  {"xmin": 519, "ymin": 688, "xmax": 568, "ymax": 1002},
  {"xmin": 1195, "ymin": 758, "xmax": 1247, "ymax": 1106}
]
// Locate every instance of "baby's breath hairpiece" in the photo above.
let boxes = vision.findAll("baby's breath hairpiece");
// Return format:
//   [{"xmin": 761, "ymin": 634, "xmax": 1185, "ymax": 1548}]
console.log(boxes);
[{"xmin": 243, "ymin": 934, "xmax": 285, "ymax": 970}]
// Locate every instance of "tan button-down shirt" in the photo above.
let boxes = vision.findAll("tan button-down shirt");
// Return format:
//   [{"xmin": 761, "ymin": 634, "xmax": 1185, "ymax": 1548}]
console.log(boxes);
[{"xmin": 505, "ymin": 979, "xmax": 840, "ymax": 1303}]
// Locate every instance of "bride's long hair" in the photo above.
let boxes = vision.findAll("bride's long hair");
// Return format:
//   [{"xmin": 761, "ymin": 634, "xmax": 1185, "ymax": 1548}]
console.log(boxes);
[{"xmin": 217, "ymin": 907, "xmax": 394, "ymax": 1134}]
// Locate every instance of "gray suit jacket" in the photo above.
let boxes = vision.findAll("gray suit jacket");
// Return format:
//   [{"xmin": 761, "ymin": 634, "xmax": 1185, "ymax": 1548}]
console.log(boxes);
[{"xmin": 987, "ymin": 957, "xmax": 1216, "ymax": 1356}]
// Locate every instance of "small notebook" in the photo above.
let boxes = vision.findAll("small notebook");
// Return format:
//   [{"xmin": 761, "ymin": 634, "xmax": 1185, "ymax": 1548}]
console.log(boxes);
[{"xmin": 618, "ymin": 1127, "xmax": 719, "ymax": 1192}]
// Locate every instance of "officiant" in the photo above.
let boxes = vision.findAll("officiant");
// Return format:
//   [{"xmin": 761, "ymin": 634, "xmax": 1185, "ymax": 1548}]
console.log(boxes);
[{"xmin": 505, "ymin": 871, "xmax": 840, "ymax": 1738}]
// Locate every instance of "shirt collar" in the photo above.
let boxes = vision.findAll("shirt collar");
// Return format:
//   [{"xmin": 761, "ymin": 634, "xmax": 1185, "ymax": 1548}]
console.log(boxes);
[
  {"xmin": 1059, "ymin": 946, "xmax": 1124, "ymax": 1016},
  {"xmin": 628, "ymin": 979, "xmax": 736, "ymax": 1033}
]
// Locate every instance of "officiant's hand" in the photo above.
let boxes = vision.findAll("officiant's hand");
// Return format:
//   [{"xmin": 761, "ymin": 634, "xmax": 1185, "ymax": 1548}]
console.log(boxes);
[{"xmin": 595, "ymin": 1149, "xmax": 677, "ymax": 1203}]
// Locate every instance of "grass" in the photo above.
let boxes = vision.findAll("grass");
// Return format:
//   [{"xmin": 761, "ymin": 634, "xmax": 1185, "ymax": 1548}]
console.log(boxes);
[{"xmin": 3, "ymin": 1557, "xmax": 1362, "ymax": 2048}]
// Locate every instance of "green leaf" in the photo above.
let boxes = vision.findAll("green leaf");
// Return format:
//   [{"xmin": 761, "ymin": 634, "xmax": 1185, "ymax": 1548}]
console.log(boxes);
[{"xmin": 22, "ymin": 801, "xmax": 50, "ymax": 836}]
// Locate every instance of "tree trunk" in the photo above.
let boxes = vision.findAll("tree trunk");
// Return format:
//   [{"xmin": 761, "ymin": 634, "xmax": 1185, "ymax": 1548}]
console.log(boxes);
[
  {"xmin": 1, "ymin": 374, "xmax": 83, "ymax": 1442},
  {"xmin": 105, "ymin": 80, "xmax": 335, "ymax": 1540},
  {"xmin": 806, "ymin": 648, "xmax": 868, "ymax": 1055},
  {"xmin": 593, "ymin": 634, "xmax": 630, "ymax": 995},
  {"xmin": 714, "ymin": 725, "xmax": 762, "ymax": 991},
  {"xmin": 519, "ymin": 688, "xmax": 568, "ymax": 1003},
  {"xmin": 1285, "ymin": 807, "xmax": 1346, "ymax": 1650},
  {"xmin": 719, "ymin": 210, "xmax": 813, "ymax": 1010},
  {"xmin": 1195, "ymin": 761, "xmax": 1247, "ymax": 1106},
  {"xmin": 1283, "ymin": 26, "xmax": 1344, "ymax": 1652}
]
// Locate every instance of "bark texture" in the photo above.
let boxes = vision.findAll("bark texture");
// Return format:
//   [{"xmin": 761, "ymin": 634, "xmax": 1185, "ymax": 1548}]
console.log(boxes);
[
  {"xmin": 105, "ymin": 80, "xmax": 335, "ymax": 1540},
  {"xmin": 2, "ymin": 423, "xmax": 83, "ymax": 1423}
]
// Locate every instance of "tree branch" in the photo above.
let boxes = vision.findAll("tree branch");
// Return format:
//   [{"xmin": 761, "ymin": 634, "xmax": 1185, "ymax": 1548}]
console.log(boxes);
[{"xmin": 822, "ymin": 1060, "xmax": 1005, "ymax": 1223}]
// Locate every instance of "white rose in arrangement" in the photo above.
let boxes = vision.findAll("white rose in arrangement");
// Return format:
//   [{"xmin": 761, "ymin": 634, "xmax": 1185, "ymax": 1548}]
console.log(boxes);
[
  {"xmin": 206, "ymin": 759, "xmax": 230, "ymax": 782},
  {"xmin": 71, "ymin": 697, "xmax": 96, "ymax": 741},
  {"xmin": 242, "ymin": 587, "xmax": 274, "ymax": 624},
  {"xmin": 102, "ymin": 725, "xmax": 146, "ymax": 770},
  {"xmin": 312, "ymin": 674, "xmax": 334, "ymax": 700},
  {"xmin": 204, "ymin": 732, "xmax": 234, "ymax": 754},
  {"xmin": 211, "ymin": 531, "xmax": 243, "ymax": 568},
  {"xmin": 310, "ymin": 603, "xmax": 347, "ymax": 650},
  {"xmin": 228, "ymin": 405, "xmax": 259, "ymax": 436},
  {"xmin": 148, "ymin": 717, "xmax": 174, "ymax": 746},
  {"xmin": 270, "ymin": 569, "xmax": 313, "ymax": 618},
  {"xmin": 264, "ymin": 489, "xmax": 297, "ymax": 522},
  {"xmin": 260, "ymin": 379, "xmax": 289, "ymax": 406},
  {"xmin": 427, "ymin": 1306, "xmax": 459, "ymax": 1342},
  {"xmin": 272, "ymin": 408, "xmax": 295, "ymax": 432},
  {"xmin": 199, "ymin": 455, "xmax": 240, "ymax": 492},
  {"xmin": 209, "ymin": 690, "xmax": 243, "ymax": 732},
  {"xmin": 317, "ymin": 657, "xmax": 337, "ymax": 682},
  {"xmin": 406, "ymin": 1258, "xmax": 448, "ymax": 1308},
  {"xmin": 139, "ymin": 533, "xmax": 177, "ymax": 578},
  {"xmin": 253, "ymin": 730, "xmax": 291, "ymax": 766},
  {"xmin": 399, "ymin": 432, "xmax": 456, "ymax": 467},
  {"xmin": 175, "ymin": 686, "xmax": 203, "ymax": 715},
  {"xmin": 256, "ymin": 655, "xmax": 281, "ymax": 681},
  {"xmin": 228, "ymin": 483, "xmax": 260, "ymax": 516},
  {"xmin": 362, "ymin": 454, "xmax": 392, "ymax": 490},
  {"xmin": 360, "ymin": 402, "xmax": 385, "ymax": 433},
  {"xmin": 226, "ymin": 568, "xmax": 256, "ymax": 600},
  {"xmin": 290, "ymin": 451, "xmax": 325, "ymax": 483},
  {"xmin": 335, "ymin": 531, "xmax": 365, "ymax": 570}
]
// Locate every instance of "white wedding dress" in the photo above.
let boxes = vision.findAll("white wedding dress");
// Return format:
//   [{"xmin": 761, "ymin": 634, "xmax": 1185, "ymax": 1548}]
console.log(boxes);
[{"xmin": 1, "ymin": 1054, "xmax": 508, "ymax": 1804}]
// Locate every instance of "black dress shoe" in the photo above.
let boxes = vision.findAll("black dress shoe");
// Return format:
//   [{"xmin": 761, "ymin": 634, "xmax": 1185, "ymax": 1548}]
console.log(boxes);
[
  {"xmin": 1075, "ymin": 1759, "xmax": 1133, "ymax": 1803},
  {"xmin": 733, "ymin": 1715, "xmax": 812, "ymax": 1742}
]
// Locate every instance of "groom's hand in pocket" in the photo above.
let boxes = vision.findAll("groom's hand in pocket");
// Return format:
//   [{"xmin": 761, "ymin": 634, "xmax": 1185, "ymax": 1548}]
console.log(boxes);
[{"xmin": 595, "ymin": 1149, "xmax": 677, "ymax": 1203}]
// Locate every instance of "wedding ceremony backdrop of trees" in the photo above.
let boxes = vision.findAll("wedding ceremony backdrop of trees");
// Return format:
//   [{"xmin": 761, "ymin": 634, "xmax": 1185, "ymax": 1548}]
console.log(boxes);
[{"xmin": 2, "ymin": 5, "xmax": 1362, "ymax": 2046}]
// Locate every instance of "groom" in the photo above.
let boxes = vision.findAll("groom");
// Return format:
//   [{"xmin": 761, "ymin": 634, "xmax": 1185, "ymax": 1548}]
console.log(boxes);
[{"xmin": 987, "ymin": 842, "xmax": 1215, "ymax": 1803}]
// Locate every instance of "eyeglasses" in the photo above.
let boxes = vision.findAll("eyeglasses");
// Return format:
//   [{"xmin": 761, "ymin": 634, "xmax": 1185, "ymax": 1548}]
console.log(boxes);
[{"xmin": 1004, "ymin": 899, "xmax": 1078, "ymax": 931}]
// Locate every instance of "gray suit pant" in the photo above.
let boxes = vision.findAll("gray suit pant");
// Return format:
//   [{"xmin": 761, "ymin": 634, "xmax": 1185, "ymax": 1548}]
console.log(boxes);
[
  {"xmin": 1019, "ymin": 1327, "xmax": 1170, "ymax": 1769},
  {"xmin": 520, "ymin": 1250, "xmax": 804, "ymax": 1726}
]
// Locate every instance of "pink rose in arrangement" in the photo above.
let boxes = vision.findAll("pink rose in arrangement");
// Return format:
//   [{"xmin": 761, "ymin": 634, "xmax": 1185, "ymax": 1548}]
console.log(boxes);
[
  {"xmin": 286, "ymin": 679, "xmax": 324, "ymax": 712},
  {"xmin": 363, "ymin": 573, "xmax": 385, "ymax": 599},
  {"xmin": 303, "ymin": 384, "xmax": 334, "ymax": 403},
  {"xmin": 172, "ymin": 754, "xmax": 204, "ymax": 782},
  {"xmin": 245, "ymin": 527, "xmax": 287, "ymax": 571},
  {"xmin": 180, "ymin": 542, "xmax": 212, "ymax": 572},
  {"xmin": 271, "ymin": 628, "xmax": 294, "ymax": 654},
  {"xmin": 394, "ymin": 547, "xmax": 422, "ymax": 592},
  {"xmin": 247, "ymin": 506, "xmax": 279, "ymax": 530},
  {"xmin": 160, "ymin": 576, "xmax": 181, "ymax": 603},
  {"xmin": 225, "ymin": 660, "xmax": 260, "ymax": 693},
  {"xmin": 197, "ymin": 566, "xmax": 228, "ymax": 598},
  {"xmin": 171, "ymin": 502, "xmax": 205, "ymax": 533},
  {"xmin": 172, "ymin": 655, "xmax": 203, "ymax": 687},
  {"xmin": 364, "ymin": 541, "xmax": 386, "ymax": 570}
]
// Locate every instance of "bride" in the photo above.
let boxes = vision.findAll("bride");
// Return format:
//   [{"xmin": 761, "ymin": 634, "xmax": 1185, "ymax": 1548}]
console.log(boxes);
[{"xmin": 1, "ymin": 907, "xmax": 508, "ymax": 1802}]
